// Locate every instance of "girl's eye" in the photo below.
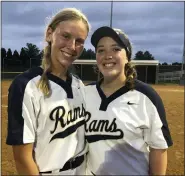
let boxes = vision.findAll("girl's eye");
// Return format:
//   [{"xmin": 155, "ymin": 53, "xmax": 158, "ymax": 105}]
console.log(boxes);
[
  {"xmin": 113, "ymin": 47, "xmax": 121, "ymax": 52},
  {"xmin": 97, "ymin": 49, "xmax": 104, "ymax": 54},
  {"xmin": 76, "ymin": 39, "xmax": 84, "ymax": 46},
  {"xmin": 62, "ymin": 34, "xmax": 69, "ymax": 39}
]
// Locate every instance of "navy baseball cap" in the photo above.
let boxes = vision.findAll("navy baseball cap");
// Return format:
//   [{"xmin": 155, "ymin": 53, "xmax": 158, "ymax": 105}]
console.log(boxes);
[{"xmin": 91, "ymin": 26, "xmax": 131, "ymax": 60}]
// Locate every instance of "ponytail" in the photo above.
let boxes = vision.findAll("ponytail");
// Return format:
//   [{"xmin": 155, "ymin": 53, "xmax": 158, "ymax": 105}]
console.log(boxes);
[
  {"xmin": 125, "ymin": 62, "xmax": 137, "ymax": 90},
  {"xmin": 37, "ymin": 43, "xmax": 52, "ymax": 97}
]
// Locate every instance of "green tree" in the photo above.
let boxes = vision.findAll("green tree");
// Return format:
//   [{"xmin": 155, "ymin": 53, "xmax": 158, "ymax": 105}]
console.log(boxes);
[
  {"xmin": 7, "ymin": 48, "xmax": 13, "ymax": 59},
  {"xmin": 143, "ymin": 51, "xmax": 154, "ymax": 60},
  {"xmin": 11, "ymin": 50, "xmax": 21, "ymax": 69},
  {"xmin": 39, "ymin": 49, "xmax": 44, "ymax": 59},
  {"xmin": 134, "ymin": 51, "xmax": 144, "ymax": 60},
  {"xmin": 86, "ymin": 49, "xmax": 96, "ymax": 60},
  {"xmin": 20, "ymin": 47, "xmax": 29, "ymax": 67},
  {"xmin": 23, "ymin": 43, "xmax": 40, "ymax": 59},
  {"xmin": 134, "ymin": 50, "xmax": 155, "ymax": 60},
  {"xmin": 1, "ymin": 48, "xmax": 7, "ymax": 70},
  {"xmin": 13, "ymin": 50, "xmax": 20, "ymax": 60},
  {"xmin": 172, "ymin": 62, "xmax": 181, "ymax": 66},
  {"xmin": 162, "ymin": 62, "xmax": 168, "ymax": 65},
  {"xmin": 1, "ymin": 48, "xmax": 6, "ymax": 59},
  {"xmin": 79, "ymin": 48, "xmax": 87, "ymax": 59},
  {"xmin": 78, "ymin": 48, "xmax": 96, "ymax": 60}
]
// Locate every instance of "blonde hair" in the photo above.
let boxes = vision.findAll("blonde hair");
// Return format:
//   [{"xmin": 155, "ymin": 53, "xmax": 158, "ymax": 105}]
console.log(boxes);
[{"xmin": 37, "ymin": 8, "xmax": 90, "ymax": 97}]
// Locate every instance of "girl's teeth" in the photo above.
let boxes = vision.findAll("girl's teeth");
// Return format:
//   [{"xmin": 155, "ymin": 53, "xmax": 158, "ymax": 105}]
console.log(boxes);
[
  {"xmin": 63, "ymin": 52, "xmax": 72, "ymax": 57},
  {"xmin": 105, "ymin": 63, "xmax": 114, "ymax": 67}
]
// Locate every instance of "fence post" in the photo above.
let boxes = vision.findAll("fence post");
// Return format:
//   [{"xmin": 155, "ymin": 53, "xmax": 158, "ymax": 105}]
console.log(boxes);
[{"xmin": 155, "ymin": 65, "xmax": 159, "ymax": 84}]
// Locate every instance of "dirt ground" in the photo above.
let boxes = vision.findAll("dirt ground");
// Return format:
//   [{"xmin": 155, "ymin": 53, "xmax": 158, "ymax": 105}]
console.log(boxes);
[{"xmin": 1, "ymin": 80, "xmax": 184, "ymax": 175}]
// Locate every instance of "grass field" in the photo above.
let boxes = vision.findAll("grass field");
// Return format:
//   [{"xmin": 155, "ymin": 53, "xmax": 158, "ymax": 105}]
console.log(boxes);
[{"xmin": 1, "ymin": 80, "xmax": 184, "ymax": 175}]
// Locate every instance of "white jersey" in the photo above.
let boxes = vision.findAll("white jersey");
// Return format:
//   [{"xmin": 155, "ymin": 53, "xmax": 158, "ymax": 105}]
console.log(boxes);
[
  {"xmin": 6, "ymin": 67, "xmax": 87, "ymax": 175},
  {"xmin": 84, "ymin": 79, "xmax": 173, "ymax": 175}
]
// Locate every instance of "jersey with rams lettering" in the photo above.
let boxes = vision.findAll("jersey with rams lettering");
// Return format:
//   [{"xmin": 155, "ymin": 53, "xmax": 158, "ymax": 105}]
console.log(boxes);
[
  {"xmin": 6, "ymin": 66, "xmax": 87, "ymax": 175},
  {"xmin": 84, "ymin": 79, "xmax": 173, "ymax": 175}
]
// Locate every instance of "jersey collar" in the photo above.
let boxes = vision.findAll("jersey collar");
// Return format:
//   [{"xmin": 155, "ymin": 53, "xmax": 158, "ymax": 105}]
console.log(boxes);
[
  {"xmin": 96, "ymin": 79, "xmax": 130, "ymax": 111},
  {"xmin": 37, "ymin": 67, "xmax": 73, "ymax": 98}
]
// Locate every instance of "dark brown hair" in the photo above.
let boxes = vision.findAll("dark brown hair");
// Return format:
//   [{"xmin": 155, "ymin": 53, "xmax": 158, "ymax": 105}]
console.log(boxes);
[
  {"xmin": 113, "ymin": 28, "xmax": 137, "ymax": 90},
  {"xmin": 124, "ymin": 62, "xmax": 137, "ymax": 90},
  {"xmin": 95, "ymin": 28, "xmax": 137, "ymax": 89}
]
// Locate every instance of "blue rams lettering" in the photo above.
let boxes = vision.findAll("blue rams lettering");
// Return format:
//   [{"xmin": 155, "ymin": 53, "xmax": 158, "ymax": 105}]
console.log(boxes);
[
  {"xmin": 50, "ymin": 104, "xmax": 87, "ymax": 134},
  {"xmin": 85, "ymin": 114, "xmax": 124, "ymax": 143},
  {"xmin": 49, "ymin": 104, "xmax": 91, "ymax": 142}
]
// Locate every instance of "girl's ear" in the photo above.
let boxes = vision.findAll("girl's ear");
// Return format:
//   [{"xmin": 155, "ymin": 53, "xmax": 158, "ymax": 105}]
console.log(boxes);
[{"xmin": 46, "ymin": 27, "xmax": 53, "ymax": 43}]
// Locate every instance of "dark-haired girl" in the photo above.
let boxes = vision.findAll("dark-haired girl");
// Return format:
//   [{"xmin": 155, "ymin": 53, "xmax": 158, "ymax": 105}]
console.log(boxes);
[{"xmin": 84, "ymin": 26, "xmax": 173, "ymax": 175}]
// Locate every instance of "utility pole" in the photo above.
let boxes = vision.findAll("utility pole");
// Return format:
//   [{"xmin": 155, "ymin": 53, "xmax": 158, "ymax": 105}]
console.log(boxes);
[
  {"xmin": 110, "ymin": 0, "xmax": 113, "ymax": 28},
  {"xmin": 181, "ymin": 44, "xmax": 184, "ymax": 77},
  {"xmin": 183, "ymin": 1, "xmax": 185, "ymax": 77}
]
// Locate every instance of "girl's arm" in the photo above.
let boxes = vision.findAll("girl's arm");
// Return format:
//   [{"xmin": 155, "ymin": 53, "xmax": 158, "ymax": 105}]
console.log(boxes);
[
  {"xmin": 13, "ymin": 143, "xmax": 40, "ymax": 175},
  {"xmin": 149, "ymin": 148, "xmax": 167, "ymax": 175}
]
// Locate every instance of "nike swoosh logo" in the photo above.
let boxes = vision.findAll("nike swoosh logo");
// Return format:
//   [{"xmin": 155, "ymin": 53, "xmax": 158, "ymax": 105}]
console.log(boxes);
[{"xmin": 127, "ymin": 101, "xmax": 136, "ymax": 105}]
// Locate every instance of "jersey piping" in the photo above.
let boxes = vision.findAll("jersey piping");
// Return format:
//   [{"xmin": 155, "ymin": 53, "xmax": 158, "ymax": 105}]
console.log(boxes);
[
  {"xmin": 87, "ymin": 79, "xmax": 173, "ymax": 147},
  {"xmin": 6, "ymin": 67, "xmax": 75, "ymax": 145}
]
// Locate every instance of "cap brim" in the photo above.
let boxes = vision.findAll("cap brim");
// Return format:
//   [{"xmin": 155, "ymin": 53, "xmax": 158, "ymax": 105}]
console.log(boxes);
[{"xmin": 91, "ymin": 26, "xmax": 124, "ymax": 48}]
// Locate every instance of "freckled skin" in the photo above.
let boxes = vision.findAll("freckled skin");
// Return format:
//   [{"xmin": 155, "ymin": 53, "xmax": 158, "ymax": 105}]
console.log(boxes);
[
  {"xmin": 47, "ymin": 20, "xmax": 88, "ymax": 73},
  {"xmin": 96, "ymin": 37, "xmax": 128, "ymax": 82}
]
